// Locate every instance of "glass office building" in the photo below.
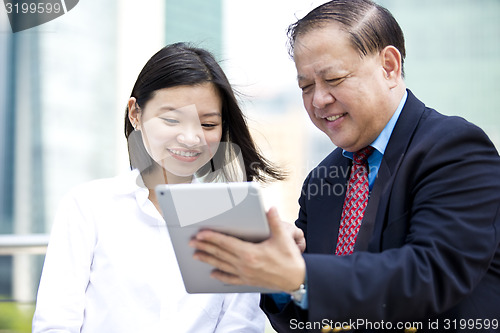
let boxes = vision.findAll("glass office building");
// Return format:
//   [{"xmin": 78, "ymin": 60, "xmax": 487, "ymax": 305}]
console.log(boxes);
[{"xmin": 0, "ymin": 0, "xmax": 222, "ymax": 311}]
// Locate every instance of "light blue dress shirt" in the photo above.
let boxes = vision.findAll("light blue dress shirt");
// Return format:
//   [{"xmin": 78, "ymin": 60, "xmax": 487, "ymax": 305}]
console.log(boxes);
[{"xmin": 272, "ymin": 91, "xmax": 408, "ymax": 310}]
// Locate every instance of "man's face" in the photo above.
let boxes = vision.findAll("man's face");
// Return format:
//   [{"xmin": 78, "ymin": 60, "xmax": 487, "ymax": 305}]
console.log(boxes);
[{"xmin": 294, "ymin": 23, "xmax": 395, "ymax": 152}]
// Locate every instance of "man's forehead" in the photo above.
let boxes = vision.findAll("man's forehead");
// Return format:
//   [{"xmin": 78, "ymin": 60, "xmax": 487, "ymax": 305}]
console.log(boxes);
[{"xmin": 296, "ymin": 54, "xmax": 354, "ymax": 82}]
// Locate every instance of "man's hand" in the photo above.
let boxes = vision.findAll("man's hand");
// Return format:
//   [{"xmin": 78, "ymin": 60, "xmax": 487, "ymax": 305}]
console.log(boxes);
[
  {"xmin": 189, "ymin": 207, "xmax": 306, "ymax": 292},
  {"xmin": 282, "ymin": 219, "xmax": 306, "ymax": 253}
]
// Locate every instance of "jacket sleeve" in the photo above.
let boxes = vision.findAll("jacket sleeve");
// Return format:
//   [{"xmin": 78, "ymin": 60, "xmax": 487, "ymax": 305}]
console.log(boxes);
[{"xmin": 32, "ymin": 192, "xmax": 95, "ymax": 333}]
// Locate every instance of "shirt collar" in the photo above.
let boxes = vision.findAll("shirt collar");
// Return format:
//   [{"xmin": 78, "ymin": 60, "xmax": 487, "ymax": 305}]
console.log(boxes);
[
  {"xmin": 113, "ymin": 168, "xmax": 144, "ymax": 195},
  {"xmin": 115, "ymin": 168, "xmax": 199, "ymax": 195}
]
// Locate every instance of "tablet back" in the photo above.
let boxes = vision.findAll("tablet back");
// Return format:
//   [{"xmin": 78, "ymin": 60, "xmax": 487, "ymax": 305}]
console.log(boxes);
[{"xmin": 155, "ymin": 182, "xmax": 278, "ymax": 293}]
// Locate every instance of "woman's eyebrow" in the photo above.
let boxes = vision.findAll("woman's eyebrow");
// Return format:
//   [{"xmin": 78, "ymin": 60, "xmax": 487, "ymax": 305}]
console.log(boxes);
[
  {"xmin": 158, "ymin": 106, "xmax": 178, "ymax": 112},
  {"xmin": 200, "ymin": 112, "xmax": 222, "ymax": 118}
]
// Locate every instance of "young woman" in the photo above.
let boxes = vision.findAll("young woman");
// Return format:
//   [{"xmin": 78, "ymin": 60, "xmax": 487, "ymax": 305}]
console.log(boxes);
[{"xmin": 32, "ymin": 43, "xmax": 285, "ymax": 333}]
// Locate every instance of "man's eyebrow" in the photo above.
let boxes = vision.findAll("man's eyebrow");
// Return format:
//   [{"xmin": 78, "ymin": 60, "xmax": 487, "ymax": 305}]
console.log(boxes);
[
  {"xmin": 297, "ymin": 67, "xmax": 337, "ymax": 82},
  {"xmin": 318, "ymin": 67, "xmax": 336, "ymax": 76}
]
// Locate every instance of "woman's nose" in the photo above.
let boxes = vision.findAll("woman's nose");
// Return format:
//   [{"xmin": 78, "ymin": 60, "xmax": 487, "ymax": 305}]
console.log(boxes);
[{"xmin": 177, "ymin": 127, "xmax": 202, "ymax": 147}]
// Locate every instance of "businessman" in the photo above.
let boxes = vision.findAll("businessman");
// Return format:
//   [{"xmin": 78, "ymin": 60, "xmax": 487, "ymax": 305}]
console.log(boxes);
[{"xmin": 191, "ymin": 1, "xmax": 500, "ymax": 332}]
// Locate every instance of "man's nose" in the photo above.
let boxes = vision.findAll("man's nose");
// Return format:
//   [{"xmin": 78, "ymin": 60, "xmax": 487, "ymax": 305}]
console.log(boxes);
[{"xmin": 312, "ymin": 85, "xmax": 335, "ymax": 110}]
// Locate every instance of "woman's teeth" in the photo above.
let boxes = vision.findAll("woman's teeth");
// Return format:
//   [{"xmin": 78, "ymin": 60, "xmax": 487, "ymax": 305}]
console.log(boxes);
[{"xmin": 170, "ymin": 149, "xmax": 200, "ymax": 157}]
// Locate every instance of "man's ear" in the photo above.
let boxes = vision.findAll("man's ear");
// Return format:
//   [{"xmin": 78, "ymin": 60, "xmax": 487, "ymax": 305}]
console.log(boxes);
[
  {"xmin": 380, "ymin": 46, "xmax": 402, "ymax": 88},
  {"xmin": 128, "ymin": 97, "xmax": 140, "ymax": 130}
]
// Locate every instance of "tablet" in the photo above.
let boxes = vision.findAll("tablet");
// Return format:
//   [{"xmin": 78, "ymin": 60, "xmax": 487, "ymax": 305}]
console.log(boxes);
[{"xmin": 155, "ymin": 182, "xmax": 278, "ymax": 294}]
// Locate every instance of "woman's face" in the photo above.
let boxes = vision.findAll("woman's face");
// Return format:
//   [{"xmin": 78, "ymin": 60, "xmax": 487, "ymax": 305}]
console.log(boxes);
[{"xmin": 129, "ymin": 83, "xmax": 223, "ymax": 181}]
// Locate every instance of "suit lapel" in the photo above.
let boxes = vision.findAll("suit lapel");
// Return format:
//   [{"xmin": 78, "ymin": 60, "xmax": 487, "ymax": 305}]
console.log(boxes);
[
  {"xmin": 365, "ymin": 89, "xmax": 426, "ymax": 252},
  {"xmin": 309, "ymin": 150, "xmax": 351, "ymax": 254}
]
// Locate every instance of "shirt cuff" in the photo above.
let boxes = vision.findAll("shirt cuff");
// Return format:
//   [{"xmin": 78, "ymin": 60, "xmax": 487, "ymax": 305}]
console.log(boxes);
[
  {"xmin": 268, "ymin": 292, "xmax": 291, "ymax": 311},
  {"xmin": 293, "ymin": 282, "xmax": 308, "ymax": 310},
  {"xmin": 268, "ymin": 274, "xmax": 309, "ymax": 310}
]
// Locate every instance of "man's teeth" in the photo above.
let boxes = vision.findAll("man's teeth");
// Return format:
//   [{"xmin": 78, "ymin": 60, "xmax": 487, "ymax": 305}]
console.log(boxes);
[
  {"xmin": 170, "ymin": 149, "xmax": 199, "ymax": 157},
  {"xmin": 326, "ymin": 114, "xmax": 344, "ymax": 121}
]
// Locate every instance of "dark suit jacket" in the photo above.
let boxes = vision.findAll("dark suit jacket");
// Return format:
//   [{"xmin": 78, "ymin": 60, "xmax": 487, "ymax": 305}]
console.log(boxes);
[{"xmin": 261, "ymin": 90, "xmax": 500, "ymax": 332}]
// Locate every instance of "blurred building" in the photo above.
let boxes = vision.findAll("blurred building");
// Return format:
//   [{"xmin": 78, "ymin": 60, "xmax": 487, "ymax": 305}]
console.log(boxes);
[
  {"xmin": 0, "ymin": 0, "xmax": 223, "ymax": 305},
  {"xmin": 0, "ymin": 6, "xmax": 47, "ymax": 301},
  {"xmin": 164, "ymin": 0, "xmax": 222, "ymax": 55}
]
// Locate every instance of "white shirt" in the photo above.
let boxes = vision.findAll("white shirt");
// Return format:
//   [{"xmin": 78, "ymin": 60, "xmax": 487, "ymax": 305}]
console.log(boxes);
[{"xmin": 32, "ymin": 169, "xmax": 265, "ymax": 333}]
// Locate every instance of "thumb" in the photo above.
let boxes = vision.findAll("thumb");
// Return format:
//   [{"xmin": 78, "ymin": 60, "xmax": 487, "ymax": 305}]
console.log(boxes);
[{"xmin": 266, "ymin": 206, "xmax": 284, "ymax": 237}]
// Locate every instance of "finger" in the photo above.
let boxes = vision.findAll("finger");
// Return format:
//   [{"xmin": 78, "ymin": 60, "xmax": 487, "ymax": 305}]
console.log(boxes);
[
  {"xmin": 210, "ymin": 269, "xmax": 244, "ymax": 285},
  {"xmin": 192, "ymin": 249, "xmax": 239, "ymax": 276},
  {"xmin": 190, "ymin": 237, "xmax": 239, "ymax": 264},
  {"xmin": 266, "ymin": 206, "xmax": 285, "ymax": 237},
  {"xmin": 195, "ymin": 229, "xmax": 248, "ymax": 256},
  {"xmin": 296, "ymin": 237, "xmax": 306, "ymax": 253},
  {"xmin": 292, "ymin": 227, "xmax": 306, "ymax": 252}
]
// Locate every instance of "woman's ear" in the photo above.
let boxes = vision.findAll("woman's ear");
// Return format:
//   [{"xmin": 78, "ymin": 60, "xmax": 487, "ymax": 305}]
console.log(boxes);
[
  {"xmin": 128, "ymin": 97, "xmax": 140, "ymax": 130},
  {"xmin": 380, "ymin": 46, "xmax": 402, "ymax": 88}
]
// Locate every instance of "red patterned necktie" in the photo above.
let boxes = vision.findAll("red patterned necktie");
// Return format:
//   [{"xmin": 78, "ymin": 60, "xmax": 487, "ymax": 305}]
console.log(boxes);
[{"xmin": 335, "ymin": 146, "xmax": 375, "ymax": 256}]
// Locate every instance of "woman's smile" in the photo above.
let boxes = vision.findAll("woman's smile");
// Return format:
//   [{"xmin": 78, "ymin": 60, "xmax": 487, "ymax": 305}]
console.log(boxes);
[{"xmin": 167, "ymin": 147, "xmax": 203, "ymax": 162}]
